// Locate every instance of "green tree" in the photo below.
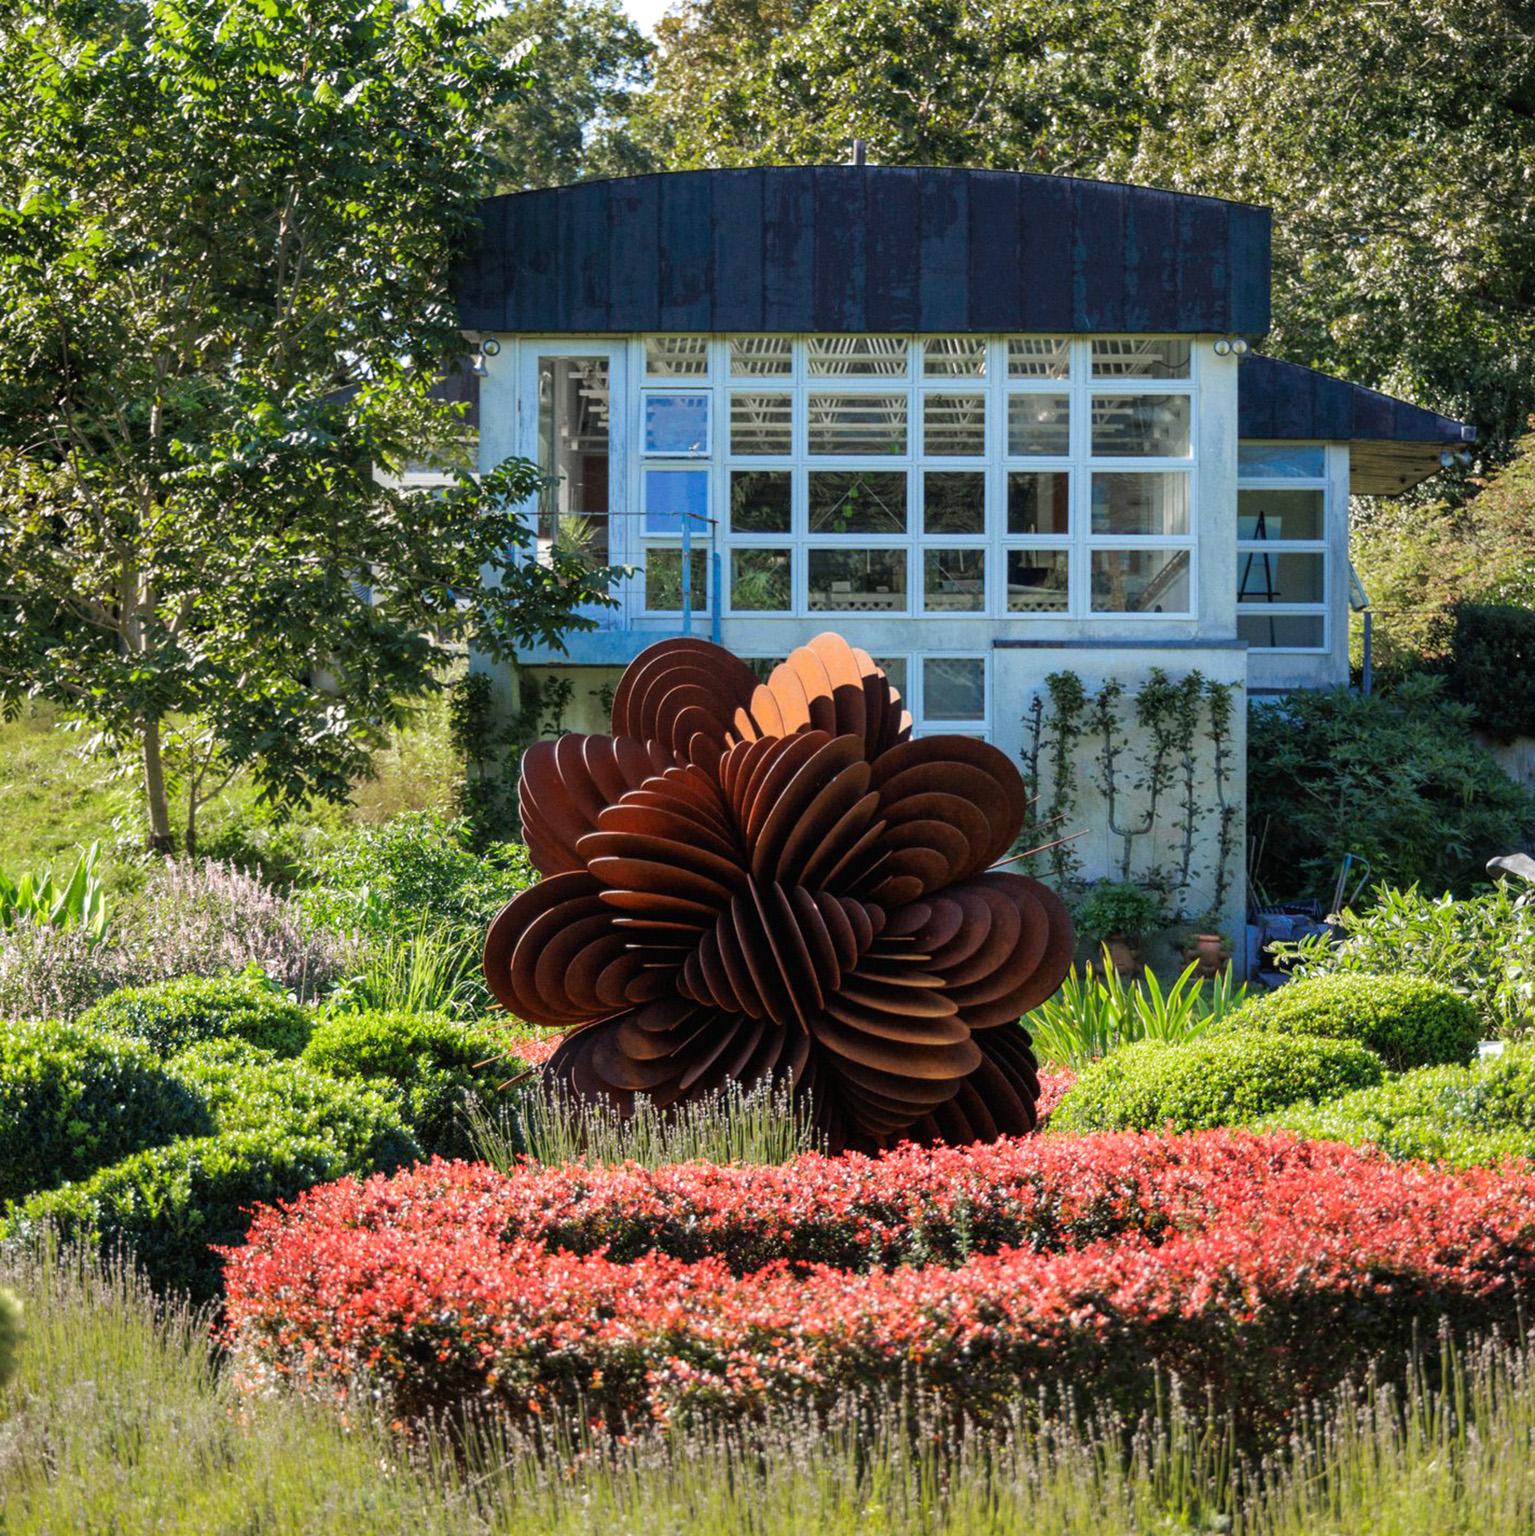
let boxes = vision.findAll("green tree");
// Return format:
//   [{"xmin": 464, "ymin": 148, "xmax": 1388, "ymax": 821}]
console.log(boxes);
[
  {"xmin": 487, "ymin": 0, "xmax": 655, "ymax": 188},
  {"xmin": 0, "ymin": 0, "xmax": 620, "ymax": 853},
  {"xmin": 639, "ymin": 0, "xmax": 1535, "ymax": 468}
]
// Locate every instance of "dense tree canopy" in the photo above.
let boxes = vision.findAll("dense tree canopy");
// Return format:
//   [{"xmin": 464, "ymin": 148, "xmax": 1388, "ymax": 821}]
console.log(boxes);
[
  {"xmin": 0, "ymin": 0, "xmax": 619, "ymax": 851},
  {"xmin": 637, "ymin": 0, "xmax": 1535, "ymax": 469},
  {"xmin": 486, "ymin": 0, "xmax": 655, "ymax": 188}
]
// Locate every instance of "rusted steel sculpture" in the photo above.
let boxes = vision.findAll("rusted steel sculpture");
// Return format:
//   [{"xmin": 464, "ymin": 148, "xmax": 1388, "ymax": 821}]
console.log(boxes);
[{"xmin": 484, "ymin": 634, "xmax": 1074, "ymax": 1151}]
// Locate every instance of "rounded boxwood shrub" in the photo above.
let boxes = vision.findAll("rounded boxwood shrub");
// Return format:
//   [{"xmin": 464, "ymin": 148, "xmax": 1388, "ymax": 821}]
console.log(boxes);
[
  {"xmin": 1263, "ymin": 1043, "xmax": 1535, "ymax": 1165},
  {"xmin": 301, "ymin": 1010, "xmax": 511, "ymax": 1157},
  {"xmin": 0, "ymin": 1021, "xmax": 211, "ymax": 1205},
  {"xmin": 7, "ymin": 1126, "xmax": 409, "ymax": 1300},
  {"xmin": 1050, "ymin": 1032, "xmax": 1384, "ymax": 1134},
  {"xmin": 78, "ymin": 975, "xmax": 315, "ymax": 1059},
  {"xmin": 0, "ymin": 1286, "xmax": 20, "ymax": 1389},
  {"xmin": 1218, "ymin": 974, "xmax": 1480, "ymax": 1071}
]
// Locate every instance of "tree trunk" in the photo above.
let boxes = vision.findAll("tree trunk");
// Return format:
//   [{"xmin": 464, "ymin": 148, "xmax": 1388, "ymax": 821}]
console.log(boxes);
[{"xmin": 141, "ymin": 717, "xmax": 176, "ymax": 854}]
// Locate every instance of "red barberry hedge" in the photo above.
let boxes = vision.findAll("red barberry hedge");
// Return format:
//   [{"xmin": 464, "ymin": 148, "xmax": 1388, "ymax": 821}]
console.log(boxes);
[{"xmin": 223, "ymin": 1132, "xmax": 1535, "ymax": 1434}]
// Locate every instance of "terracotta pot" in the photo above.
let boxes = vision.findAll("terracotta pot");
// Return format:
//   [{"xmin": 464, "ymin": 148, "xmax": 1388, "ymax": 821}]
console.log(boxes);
[
  {"xmin": 1184, "ymin": 933, "xmax": 1229, "ymax": 979},
  {"xmin": 1105, "ymin": 934, "xmax": 1140, "ymax": 978}
]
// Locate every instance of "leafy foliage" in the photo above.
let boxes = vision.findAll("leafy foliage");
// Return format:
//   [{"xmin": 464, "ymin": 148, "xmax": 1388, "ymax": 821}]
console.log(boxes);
[
  {"xmin": 1024, "ymin": 956, "xmax": 1247, "ymax": 1069},
  {"xmin": 1219, "ymin": 974, "xmax": 1481, "ymax": 1072},
  {"xmin": 301, "ymin": 1010, "xmax": 509, "ymax": 1157},
  {"xmin": 0, "ymin": 0, "xmax": 620, "ymax": 853},
  {"xmin": 1272, "ymin": 883, "xmax": 1535, "ymax": 1041},
  {"xmin": 0, "ymin": 844, "xmax": 109, "ymax": 942},
  {"xmin": 1073, "ymin": 882, "xmax": 1165, "ymax": 945},
  {"xmin": 0, "ymin": 1285, "xmax": 18, "ymax": 1391},
  {"xmin": 1260, "ymin": 1045, "xmax": 1535, "ymax": 1166},
  {"xmin": 1447, "ymin": 603, "xmax": 1535, "ymax": 743},
  {"xmin": 0, "ymin": 1021, "xmax": 211, "ymax": 1205},
  {"xmin": 1049, "ymin": 1033, "xmax": 1383, "ymax": 1134},
  {"xmin": 79, "ymin": 974, "xmax": 315, "ymax": 1059},
  {"xmin": 1247, "ymin": 679, "xmax": 1535, "ymax": 903}
]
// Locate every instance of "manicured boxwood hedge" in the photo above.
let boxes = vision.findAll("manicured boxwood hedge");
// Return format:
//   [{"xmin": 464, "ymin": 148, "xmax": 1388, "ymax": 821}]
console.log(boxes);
[
  {"xmin": 1262, "ymin": 1044, "xmax": 1535, "ymax": 1165},
  {"xmin": 0, "ymin": 1021, "xmax": 211, "ymax": 1205},
  {"xmin": 79, "ymin": 975, "xmax": 315, "ymax": 1058},
  {"xmin": 1049, "ymin": 1031, "xmax": 1384, "ymax": 1134},
  {"xmin": 1217, "ymin": 974, "xmax": 1480, "ymax": 1071},
  {"xmin": 300, "ymin": 1010, "xmax": 511, "ymax": 1158}
]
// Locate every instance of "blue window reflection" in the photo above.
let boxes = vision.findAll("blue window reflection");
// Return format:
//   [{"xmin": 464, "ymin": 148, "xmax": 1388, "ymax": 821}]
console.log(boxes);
[
  {"xmin": 644, "ymin": 468, "xmax": 709, "ymax": 534},
  {"xmin": 644, "ymin": 393, "xmax": 710, "ymax": 454}
]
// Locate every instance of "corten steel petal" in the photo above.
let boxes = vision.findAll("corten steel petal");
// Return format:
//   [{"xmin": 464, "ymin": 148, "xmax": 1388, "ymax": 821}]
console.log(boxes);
[{"xmin": 484, "ymin": 633, "xmax": 1074, "ymax": 1152}]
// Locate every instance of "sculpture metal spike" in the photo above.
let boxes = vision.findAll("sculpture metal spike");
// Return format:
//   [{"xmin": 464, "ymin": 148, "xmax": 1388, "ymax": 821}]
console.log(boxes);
[{"xmin": 484, "ymin": 633, "xmax": 1075, "ymax": 1152}]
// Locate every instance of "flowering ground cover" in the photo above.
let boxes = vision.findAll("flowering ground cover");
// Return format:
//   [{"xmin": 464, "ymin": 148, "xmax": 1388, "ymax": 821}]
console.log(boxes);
[{"xmin": 224, "ymin": 1130, "xmax": 1535, "ymax": 1436}]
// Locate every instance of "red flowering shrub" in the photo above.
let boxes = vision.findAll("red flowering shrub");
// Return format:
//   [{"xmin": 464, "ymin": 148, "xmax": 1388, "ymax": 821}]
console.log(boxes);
[{"xmin": 223, "ymin": 1132, "xmax": 1535, "ymax": 1434}]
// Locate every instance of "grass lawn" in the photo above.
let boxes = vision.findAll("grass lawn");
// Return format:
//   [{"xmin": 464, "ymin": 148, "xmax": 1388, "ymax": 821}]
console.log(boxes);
[{"xmin": 0, "ymin": 693, "xmax": 459, "ymax": 890}]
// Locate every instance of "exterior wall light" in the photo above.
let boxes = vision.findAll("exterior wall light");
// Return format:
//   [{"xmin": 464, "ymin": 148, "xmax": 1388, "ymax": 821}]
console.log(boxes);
[
  {"xmin": 481, "ymin": 337, "xmax": 502, "ymax": 357},
  {"xmin": 1212, "ymin": 335, "xmax": 1250, "ymax": 356}
]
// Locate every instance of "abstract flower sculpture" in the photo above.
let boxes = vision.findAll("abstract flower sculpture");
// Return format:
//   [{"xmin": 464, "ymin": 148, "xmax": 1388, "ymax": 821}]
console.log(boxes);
[{"xmin": 484, "ymin": 634, "xmax": 1074, "ymax": 1151}]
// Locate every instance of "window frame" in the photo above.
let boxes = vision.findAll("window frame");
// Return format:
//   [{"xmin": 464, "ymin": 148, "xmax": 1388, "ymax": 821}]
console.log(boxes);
[{"xmin": 1236, "ymin": 440, "xmax": 1331, "ymax": 654}]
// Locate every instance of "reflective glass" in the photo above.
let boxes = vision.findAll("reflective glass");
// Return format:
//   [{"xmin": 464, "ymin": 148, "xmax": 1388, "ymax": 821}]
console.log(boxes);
[
  {"xmin": 808, "ymin": 393, "xmax": 907, "ymax": 455},
  {"xmin": 1091, "ymin": 394, "xmax": 1190, "ymax": 456},
  {"xmin": 1007, "ymin": 394, "xmax": 1070, "ymax": 456},
  {"xmin": 808, "ymin": 471, "xmax": 907, "ymax": 533},
  {"xmin": 1006, "ymin": 550, "xmax": 1070, "ymax": 613},
  {"xmin": 1090, "ymin": 549, "xmax": 1192, "ymax": 613},
  {"xmin": 643, "ymin": 393, "xmax": 709, "ymax": 454},
  {"xmin": 1091, "ymin": 472, "xmax": 1189, "ymax": 536},
  {"xmin": 923, "ymin": 549, "xmax": 986, "ymax": 612},
  {"xmin": 808, "ymin": 548, "xmax": 908, "ymax": 610},
  {"xmin": 923, "ymin": 471, "xmax": 985, "ymax": 534},
  {"xmin": 731, "ymin": 548, "xmax": 793, "ymax": 611}
]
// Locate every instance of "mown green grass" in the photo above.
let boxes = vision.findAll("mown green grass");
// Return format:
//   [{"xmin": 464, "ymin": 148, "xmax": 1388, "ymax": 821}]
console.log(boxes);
[
  {"xmin": 0, "ymin": 693, "xmax": 458, "ymax": 889},
  {"xmin": 4, "ymin": 1236, "xmax": 1535, "ymax": 1535}
]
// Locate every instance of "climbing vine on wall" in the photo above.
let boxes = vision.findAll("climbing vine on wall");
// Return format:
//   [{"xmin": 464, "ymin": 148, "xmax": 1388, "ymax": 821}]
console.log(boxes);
[{"xmin": 1019, "ymin": 669, "xmax": 1239, "ymax": 921}]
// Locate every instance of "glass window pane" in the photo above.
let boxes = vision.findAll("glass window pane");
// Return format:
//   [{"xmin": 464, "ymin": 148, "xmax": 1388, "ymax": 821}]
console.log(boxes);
[
  {"xmin": 730, "ymin": 393, "xmax": 792, "ymax": 455},
  {"xmin": 1238, "ymin": 550, "xmax": 1325, "ymax": 605},
  {"xmin": 1091, "ymin": 395, "xmax": 1190, "ymax": 456},
  {"xmin": 923, "ymin": 549, "xmax": 986, "ymax": 612},
  {"xmin": 873, "ymin": 656, "xmax": 908, "ymax": 693},
  {"xmin": 1238, "ymin": 489, "xmax": 1325, "ymax": 541},
  {"xmin": 645, "ymin": 336, "xmax": 709, "ymax": 377},
  {"xmin": 1239, "ymin": 443, "xmax": 1325, "ymax": 479},
  {"xmin": 1007, "ymin": 338, "xmax": 1071, "ymax": 378},
  {"xmin": 923, "ymin": 394, "xmax": 986, "ymax": 456},
  {"xmin": 1091, "ymin": 339, "xmax": 1190, "ymax": 379},
  {"xmin": 1238, "ymin": 613, "xmax": 1327, "ymax": 650},
  {"xmin": 923, "ymin": 471, "xmax": 985, "ymax": 534},
  {"xmin": 731, "ymin": 548, "xmax": 793, "ymax": 611},
  {"xmin": 1007, "ymin": 394, "xmax": 1070, "ymax": 456},
  {"xmin": 1091, "ymin": 472, "xmax": 1189, "ymax": 536},
  {"xmin": 644, "ymin": 393, "xmax": 709, "ymax": 454},
  {"xmin": 537, "ymin": 356, "xmax": 611, "ymax": 565},
  {"xmin": 1006, "ymin": 549, "xmax": 1070, "ymax": 613},
  {"xmin": 923, "ymin": 337, "xmax": 987, "ymax": 377},
  {"xmin": 809, "ymin": 470, "xmax": 907, "ymax": 533},
  {"xmin": 643, "ymin": 468, "xmax": 708, "ymax": 535},
  {"xmin": 645, "ymin": 547, "xmax": 708, "ymax": 610},
  {"xmin": 924, "ymin": 657, "xmax": 985, "ymax": 720},
  {"xmin": 808, "ymin": 548, "xmax": 908, "ymax": 611},
  {"xmin": 1091, "ymin": 549, "xmax": 1192, "ymax": 613},
  {"xmin": 806, "ymin": 336, "xmax": 908, "ymax": 377},
  {"xmin": 730, "ymin": 336, "xmax": 793, "ymax": 377},
  {"xmin": 730, "ymin": 470, "xmax": 791, "ymax": 534},
  {"xmin": 1007, "ymin": 471, "xmax": 1069, "ymax": 535},
  {"xmin": 808, "ymin": 393, "xmax": 907, "ymax": 455}
]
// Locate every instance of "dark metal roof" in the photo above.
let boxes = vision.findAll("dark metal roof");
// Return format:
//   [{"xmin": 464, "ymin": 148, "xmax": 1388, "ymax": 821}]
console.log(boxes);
[
  {"xmin": 1238, "ymin": 353, "xmax": 1475, "ymax": 494},
  {"xmin": 456, "ymin": 167, "xmax": 1272, "ymax": 337}
]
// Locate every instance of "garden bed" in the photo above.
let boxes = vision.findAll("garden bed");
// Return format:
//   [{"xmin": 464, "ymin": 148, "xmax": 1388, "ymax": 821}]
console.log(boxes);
[{"xmin": 224, "ymin": 1131, "xmax": 1535, "ymax": 1435}]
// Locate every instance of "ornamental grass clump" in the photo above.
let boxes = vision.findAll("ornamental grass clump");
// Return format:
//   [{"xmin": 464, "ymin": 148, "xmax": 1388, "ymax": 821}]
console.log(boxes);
[
  {"xmin": 1047, "ymin": 1030, "xmax": 1383, "ymax": 1134},
  {"xmin": 222, "ymin": 1131, "xmax": 1535, "ymax": 1437},
  {"xmin": 1218, "ymin": 973, "xmax": 1480, "ymax": 1070}
]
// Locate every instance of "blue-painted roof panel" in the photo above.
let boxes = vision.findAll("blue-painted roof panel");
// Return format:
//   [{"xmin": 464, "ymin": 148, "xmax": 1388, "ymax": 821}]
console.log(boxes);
[{"xmin": 457, "ymin": 167, "xmax": 1272, "ymax": 336}]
